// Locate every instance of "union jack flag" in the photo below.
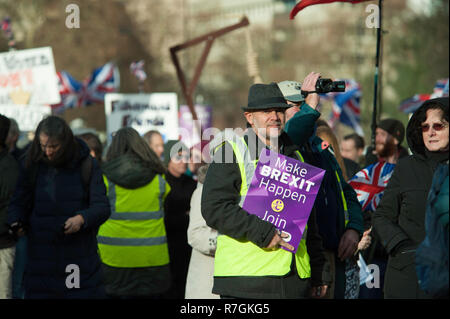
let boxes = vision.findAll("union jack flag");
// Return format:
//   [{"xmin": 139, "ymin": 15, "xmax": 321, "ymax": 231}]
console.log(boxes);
[
  {"xmin": 51, "ymin": 62, "xmax": 120, "ymax": 113},
  {"xmin": 430, "ymin": 78, "xmax": 449, "ymax": 98},
  {"xmin": 398, "ymin": 93, "xmax": 430, "ymax": 114},
  {"xmin": 130, "ymin": 60, "xmax": 147, "ymax": 82},
  {"xmin": 348, "ymin": 161, "xmax": 396, "ymax": 212},
  {"xmin": 81, "ymin": 62, "xmax": 120, "ymax": 106},
  {"xmin": 398, "ymin": 78, "xmax": 449, "ymax": 115},
  {"xmin": 327, "ymin": 79, "xmax": 364, "ymax": 136},
  {"xmin": 51, "ymin": 71, "xmax": 83, "ymax": 114}
]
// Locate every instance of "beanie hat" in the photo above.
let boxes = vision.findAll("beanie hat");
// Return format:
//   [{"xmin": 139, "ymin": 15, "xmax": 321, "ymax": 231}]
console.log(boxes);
[
  {"xmin": 378, "ymin": 119, "xmax": 405, "ymax": 145},
  {"xmin": 0, "ymin": 114, "xmax": 11, "ymax": 147},
  {"xmin": 163, "ymin": 140, "xmax": 189, "ymax": 166}
]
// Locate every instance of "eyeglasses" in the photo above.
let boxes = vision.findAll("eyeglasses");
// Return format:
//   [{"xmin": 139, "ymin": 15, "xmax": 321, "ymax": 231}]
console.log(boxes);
[{"xmin": 421, "ymin": 123, "xmax": 448, "ymax": 132}]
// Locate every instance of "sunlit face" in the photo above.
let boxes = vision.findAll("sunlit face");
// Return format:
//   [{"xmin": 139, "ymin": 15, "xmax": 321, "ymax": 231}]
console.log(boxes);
[
  {"xmin": 285, "ymin": 101, "xmax": 301, "ymax": 122},
  {"xmin": 375, "ymin": 128, "xmax": 390, "ymax": 153},
  {"xmin": 341, "ymin": 139, "xmax": 360, "ymax": 162},
  {"xmin": 244, "ymin": 108, "xmax": 286, "ymax": 144},
  {"xmin": 422, "ymin": 108, "xmax": 449, "ymax": 152},
  {"xmin": 39, "ymin": 133, "xmax": 61, "ymax": 162},
  {"xmin": 375, "ymin": 128, "xmax": 397, "ymax": 158},
  {"xmin": 149, "ymin": 133, "xmax": 164, "ymax": 158}
]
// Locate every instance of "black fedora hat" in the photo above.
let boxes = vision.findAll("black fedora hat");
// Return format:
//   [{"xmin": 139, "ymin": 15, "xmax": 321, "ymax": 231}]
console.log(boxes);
[{"xmin": 242, "ymin": 82, "xmax": 291, "ymax": 111}]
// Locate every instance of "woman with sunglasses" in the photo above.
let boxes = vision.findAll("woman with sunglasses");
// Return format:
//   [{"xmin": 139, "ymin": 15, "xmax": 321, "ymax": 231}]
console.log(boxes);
[{"xmin": 373, "ymin": 97, "xmax": 449, "ymax": 299}]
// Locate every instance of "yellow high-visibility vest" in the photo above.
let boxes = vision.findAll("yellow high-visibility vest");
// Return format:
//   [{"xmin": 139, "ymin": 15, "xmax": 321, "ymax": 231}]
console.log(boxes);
[
  {"xmin": 98, "ymin": 174, "xmax": 170, "ymax": 268},
  {"xmin": 213, "ymin": 135, "xmax": 311, "ymax": 278}
]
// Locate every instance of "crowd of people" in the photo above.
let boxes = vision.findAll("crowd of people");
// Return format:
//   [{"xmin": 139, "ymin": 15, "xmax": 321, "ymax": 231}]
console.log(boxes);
[{"xmin": 0, "ymin": 73, "xmax": 448, "ymax": 300}]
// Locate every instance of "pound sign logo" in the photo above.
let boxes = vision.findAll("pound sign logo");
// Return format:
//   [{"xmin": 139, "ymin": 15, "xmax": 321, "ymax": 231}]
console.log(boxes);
[{"xmin": 271, "ymin": 199, "xmax": 284, "ymax": 213}]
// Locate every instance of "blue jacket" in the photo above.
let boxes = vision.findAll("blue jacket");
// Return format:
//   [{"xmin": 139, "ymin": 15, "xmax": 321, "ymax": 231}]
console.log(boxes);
[
  {"xmin": 285, "ymin": 103, "xmax": 364, "ymax": 250},
  {"xmin": 8, "ymin": 139, "xmax": 110, "ymax": 299}
]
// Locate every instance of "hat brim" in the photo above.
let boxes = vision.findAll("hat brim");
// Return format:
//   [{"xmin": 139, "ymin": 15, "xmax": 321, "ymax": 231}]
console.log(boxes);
[{"xmin": 241, "ymin": 102, "xmax": 292, "ymax": 111}]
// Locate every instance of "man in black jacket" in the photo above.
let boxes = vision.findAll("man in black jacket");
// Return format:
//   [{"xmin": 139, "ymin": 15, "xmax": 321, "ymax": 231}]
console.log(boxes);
[
  {"xmin": 0, "ymin": 114, "xmax": 19, "ymax": 299},
  {"xmin": 201, "ymin": 83, "xmax": 330, "ymax": 299}
]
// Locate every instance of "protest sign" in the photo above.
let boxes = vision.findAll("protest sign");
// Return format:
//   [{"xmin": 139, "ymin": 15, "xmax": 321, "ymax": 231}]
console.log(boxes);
[
  {"xmin": 178, "ymin": 104, "xmax": 212, "ymax": 148},
  {"xmin": 104, "ymin": 93, "xmax": 179, "ymax": 142},
  {"xmin": 0, "ymin": 104, "xmax": 51, "ymax": 132},
  {"xmin": 242, "ymin": 148, "xmax": 325, "ymax": 253},
  {"xmin": 0, "ymin": 47, "xmax": 60, "ymax": 105}
]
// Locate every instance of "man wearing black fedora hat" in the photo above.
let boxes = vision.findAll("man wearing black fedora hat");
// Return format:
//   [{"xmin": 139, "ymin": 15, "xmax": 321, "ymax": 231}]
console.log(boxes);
[{"xmin": 201, "ymin": 82, "xmax": 329, "ymax": 299}]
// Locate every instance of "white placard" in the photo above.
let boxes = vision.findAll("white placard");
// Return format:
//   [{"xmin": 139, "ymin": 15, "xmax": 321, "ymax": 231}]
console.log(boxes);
[
  {"xmin": 0, "ymin": 104, "xmax": 51, "ymax": 132},
  {"xmin": 0, "ymin": 47, "xmax": 60, "ymax": 105},
  {"xmin": 104, "ymin": 93, "xmax": 179, "ymax": 142}
]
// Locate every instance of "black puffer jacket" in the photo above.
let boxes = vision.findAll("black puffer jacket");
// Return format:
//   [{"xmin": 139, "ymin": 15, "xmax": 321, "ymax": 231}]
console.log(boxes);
[
  {"xmin": 0, "ymin": 148, "xmax": 19, "ymax": 248},
  {"xmin": 372, "ymin": 97, "xmax": 449, "ymax": 299},
  {"xmin": 7, "ymin": 139, "xmax": 110, "ymax": 299}
]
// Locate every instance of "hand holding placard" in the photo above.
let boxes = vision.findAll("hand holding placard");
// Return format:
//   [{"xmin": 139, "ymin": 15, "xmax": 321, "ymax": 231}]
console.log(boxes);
[{"xmin": 265, "ymin": 230, "xmax": 294, "ymax": 251}]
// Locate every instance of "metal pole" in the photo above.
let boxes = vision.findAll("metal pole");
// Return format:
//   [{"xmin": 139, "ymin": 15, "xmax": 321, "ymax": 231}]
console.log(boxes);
[{"xmin": 371, "ymin": 0, "xmax": 382, "ymax": 148}]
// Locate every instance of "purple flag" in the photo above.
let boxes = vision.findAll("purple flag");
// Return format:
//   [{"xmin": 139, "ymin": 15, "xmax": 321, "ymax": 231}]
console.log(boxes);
[{"xmin": 242, "ymin": 149, "xmax": 325, "ymax": 253}]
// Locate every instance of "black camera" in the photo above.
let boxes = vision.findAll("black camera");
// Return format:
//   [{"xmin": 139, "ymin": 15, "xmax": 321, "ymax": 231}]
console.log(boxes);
[{"xmin": 315, "ymin": 78, "xmax": 346, "ymax": 94}]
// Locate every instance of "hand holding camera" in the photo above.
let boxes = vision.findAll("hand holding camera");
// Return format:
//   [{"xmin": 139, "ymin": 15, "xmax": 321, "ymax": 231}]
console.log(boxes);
[{"xmin": 300, "ymin": 72, "xmax": 346, "ymax": 109}]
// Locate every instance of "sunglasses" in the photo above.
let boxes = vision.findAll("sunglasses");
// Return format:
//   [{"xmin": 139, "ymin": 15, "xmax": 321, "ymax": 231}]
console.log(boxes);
[{"xmin": 421, "ymin": 123, "xmax": 447, "ymax": 132}]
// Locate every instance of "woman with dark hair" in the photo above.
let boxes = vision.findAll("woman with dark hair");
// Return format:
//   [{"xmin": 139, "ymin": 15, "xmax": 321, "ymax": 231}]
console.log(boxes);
[
  {"xmin": 7, "ymin": 115, "xmax": 110, "ymax": 299},
  {"xmin": 98, "ymin": 127, "xmax": 171, "ymax": 298},
  {"xmin": 77, "ymin": 132, "xmax": 103, "ymax": 164},
  {"xmin": 373, "ymin": 97, "xmax": 449, "ymax": 299}
]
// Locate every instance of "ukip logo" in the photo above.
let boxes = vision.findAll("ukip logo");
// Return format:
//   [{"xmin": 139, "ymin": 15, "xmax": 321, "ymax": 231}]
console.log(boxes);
[{"xmin": 271, "ymin": 199, "xmax": 284, "ymax": 213}]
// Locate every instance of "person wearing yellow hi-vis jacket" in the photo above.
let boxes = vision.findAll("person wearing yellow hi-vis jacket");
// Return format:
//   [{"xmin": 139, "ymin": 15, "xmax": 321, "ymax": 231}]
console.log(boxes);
[
  {"xmin": 201, "ymin": 83, "xmax": 331, "ymax": 299},
  {"xmin": 97, "ymin": 127, "xmax": 171, "ymax": 298}
]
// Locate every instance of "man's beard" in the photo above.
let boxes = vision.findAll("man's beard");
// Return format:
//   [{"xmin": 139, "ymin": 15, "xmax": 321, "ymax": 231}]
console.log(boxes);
[{"xmin": 376, "ymin": 139, "xmax": 397, "ymax": 158}]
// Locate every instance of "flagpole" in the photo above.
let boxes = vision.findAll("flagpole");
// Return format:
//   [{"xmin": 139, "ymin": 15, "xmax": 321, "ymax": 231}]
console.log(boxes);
[{"xmin": 370, "ymin": 0, "xmax": 382, "ymax": 149}]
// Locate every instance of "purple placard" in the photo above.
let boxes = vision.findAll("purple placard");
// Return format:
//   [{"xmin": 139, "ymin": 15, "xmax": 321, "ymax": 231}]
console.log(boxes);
[
  {"xmin": 179, "ymin": 104, "xmax": 212, "ymax": 148},
  {"xmin": 242, "ymin": 148, "xmax": 325, "ymax": 253}
]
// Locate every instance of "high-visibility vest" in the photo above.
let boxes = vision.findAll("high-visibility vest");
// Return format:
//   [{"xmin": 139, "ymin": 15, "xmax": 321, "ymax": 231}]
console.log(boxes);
[
  {"xmin": 324, "ymin": 145, "xmax": 349, "ymax": 225},
  {"xmin": 213, "ymin": 135, "xmax": 311, "ymax": 278},
  {"xmin": 97, "ymin": 174, "xmax": 170, "ymax": 268}
]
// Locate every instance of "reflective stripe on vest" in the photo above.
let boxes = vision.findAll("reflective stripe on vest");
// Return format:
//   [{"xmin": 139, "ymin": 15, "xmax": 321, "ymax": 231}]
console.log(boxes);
[
  {"xmin": 214, "ymin": 136, "xmax": 311, "ymax": 278},
  {"xmin": 98, "ymin": 174, "xmax": 170, "ymax": 268},
  {"xmin": 334, "ymin": 170, "xmax": 349, "ymax": 225}
]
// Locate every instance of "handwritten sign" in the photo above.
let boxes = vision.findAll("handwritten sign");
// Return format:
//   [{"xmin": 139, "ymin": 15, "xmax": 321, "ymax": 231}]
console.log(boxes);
[
  {"xmin": 242, "ymin": 148, "xmax": 325, "ymax": 253},
  {"xmin": 0, "ymin": 47, "xmax": 60, "ymax": 105},
  {"xmin": 104, "ymin": 93, "xmax": 179, "ymax": 143},
  {"xmin": 0, "ymin": 104, "xmax": 51, "ymax": 132}
]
